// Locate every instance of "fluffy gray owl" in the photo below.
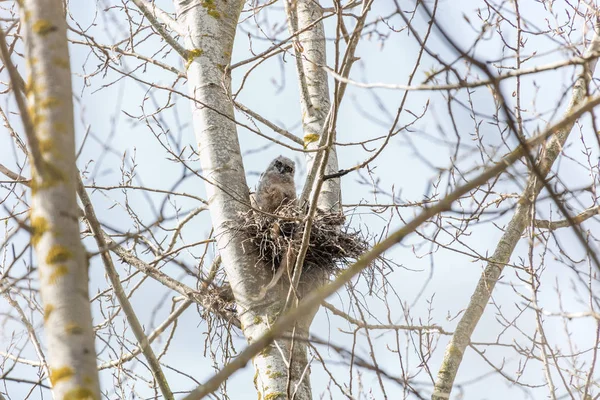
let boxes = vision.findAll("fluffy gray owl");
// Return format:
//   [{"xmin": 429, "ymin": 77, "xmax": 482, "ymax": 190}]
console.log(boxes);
[{"xmin": 255, "ymin": 156, "xmax": 297, "ymax": 213}]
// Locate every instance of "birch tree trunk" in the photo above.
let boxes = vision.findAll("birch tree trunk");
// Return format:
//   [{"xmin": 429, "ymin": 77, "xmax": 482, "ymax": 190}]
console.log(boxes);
[
  {"xmin": 286, "ymin": 0, "xmax": 341, "ymax": 212},
  {"xmin": 174, "ymin": 2, "xmax": 319, "ymax": 398},
  {"xmin": 19, "ymin": 0, "xmax": 101, "ymax": 398},
  {"xmin": 432, "ymin": 23, "xmax": 600, "ymax": 400}
]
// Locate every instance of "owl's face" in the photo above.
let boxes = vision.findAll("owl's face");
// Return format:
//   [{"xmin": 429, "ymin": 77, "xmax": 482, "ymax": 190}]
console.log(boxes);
[
  {"xmin": 259, "ymin": 156, "xmax": 296, "ymax": 186},
  {"xmin": 271, "ymin": 156, "xmax": 295, "ymax": 176}
]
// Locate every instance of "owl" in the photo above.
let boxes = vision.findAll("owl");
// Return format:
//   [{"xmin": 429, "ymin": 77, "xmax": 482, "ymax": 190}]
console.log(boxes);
[{"xmin": 255, "ymin": 156, "xmax": 297, "ymax": 213}]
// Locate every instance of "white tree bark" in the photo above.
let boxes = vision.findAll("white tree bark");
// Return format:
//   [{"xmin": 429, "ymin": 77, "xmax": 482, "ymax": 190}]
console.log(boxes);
[
  {"xmin": 287, "ymin": 0, "xmax": 341, "ymax": 212},
  {"xmin": 20, "ymin": 0, "xmax": 101, "ymax": 398},
  {"xmin": 174, "ymin": 2, "xmax": 318, "ymax": 398},
  {"xmin": 432, "ymin": 23, "xmax": 600, "ymax": 400}
]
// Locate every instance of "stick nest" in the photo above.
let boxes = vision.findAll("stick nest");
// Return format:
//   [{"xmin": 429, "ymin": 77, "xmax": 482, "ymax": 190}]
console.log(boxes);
[{"xmin": 236, "ymin": 205, "xmax": 370, "ymax": 275}]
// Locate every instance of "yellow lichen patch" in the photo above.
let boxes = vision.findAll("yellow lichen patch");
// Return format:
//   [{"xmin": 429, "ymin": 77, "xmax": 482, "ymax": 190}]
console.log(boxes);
[
  {"xmin": 64, "ymin": 387, "xmax": 96, "ymax": 400},
  {"xmin": 52, "ymin": 121, "xmax": 68, "ymax": 134},
  {"xmin": 65, "ymin": 322, "xmax": 84, "ymax": 335},
  {"xmin": 207, "ymin": 9, "xmax": 220, "ymax": 18},
  {"xmin": 185, "ymin": 48, "xmax": 203, "ymax": 70},
  {"xmin": 264, "ymin": 393, "xmax": 284, "ymax": 400},
  {"xmin": 25, "ymin": 78, "xmax": 45, "ymax": 96},
  {"xmin": 48, "ymin": 264, "xmax": 68, "ymax": 284},
  {"xmin": 39, "ymin": 96, "xmax": 60, "ymax": 109},
  {"xmin": 201, "ymin": 0, "xmax": 220, "ymax": 19},
  {"xmin": 303, "ymin": 133, "xmax": 320, "ymax": 147},
  {"xmin": 446, "ymin": 343, "xmax": 463, "ymax": 358},
  {"xmin": 52, "ymin": 57, "xmax": 70, "ymax": 69},
  {"xmin": 25, "ymin": 77, "xmax": 33, "ymax": 94},
  {"xmin": 266, "ymin": 370, "xmax": 284, "ymax": 379},
  {"xmin": 43, "ymin": 304, "xmax": 55, "ymax": 322},
  {"xmin": 39, "ymin": 138, "xmax": 54, "ymax": 154},
  {"xmin": 188, "ymin": 48, "xmax": 203, "ymax": 59},
  {"xmin": 32, "ymin": 19, "xmax": 57, "ymax": 36},
  {"xmin": 258, "ymin": 346, "xmax": 271, "ymax": 358},
  {"xmin": 31, "ymin": 216, "xmax": 49, "ymax": 247},
  {"xmin": 30, "ymin": 162, "xmax": 66, "ymax": 195},
  {"xmin": 46, "ymin": 245, "xmax": 72, "ymax": 264},
  {"xmin": 45, "ymin": 162, "xmax": 66, "ymax": 180},
  {"xmin": 50, "ymin": 366, "xmax": 74, "ymax": 386},
  {"xmin": 27, "ymin": 103, "xmax": 45, "ymax": 129},
  {"xmin": 253, "ymin": 369, "xmax": 259, "ymax": 389}
]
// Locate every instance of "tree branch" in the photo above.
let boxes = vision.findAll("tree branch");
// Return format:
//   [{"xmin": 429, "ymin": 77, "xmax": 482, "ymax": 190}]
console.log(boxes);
[
  {"xmin": 534, "ymin": 205, "xmax": 600, "ymax": 230},
  {"xmin": 77, "ymin": 176, "xmax": 174, "ymax": 400}
]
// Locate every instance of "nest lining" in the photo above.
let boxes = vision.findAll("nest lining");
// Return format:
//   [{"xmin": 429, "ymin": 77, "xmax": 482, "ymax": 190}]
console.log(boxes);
[{"xmin": 237, "ymin": 206, "xmax": 369, "ymax": 275}]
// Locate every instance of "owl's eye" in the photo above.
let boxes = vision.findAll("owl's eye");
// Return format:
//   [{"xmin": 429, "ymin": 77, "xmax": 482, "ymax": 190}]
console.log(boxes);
[
  {"xmin": 283, "ymin": 165, "xmax": 294, "ymax": 174},
  {"xmin": 274, "ymin": 160, "xmax": 283, "ymax": 169}
]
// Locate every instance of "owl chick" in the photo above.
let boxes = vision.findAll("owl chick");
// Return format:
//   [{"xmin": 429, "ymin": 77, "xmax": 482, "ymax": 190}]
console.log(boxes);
[{"xmin": 255, "ymin": 156, "xmax": 297, "ymax": 213}]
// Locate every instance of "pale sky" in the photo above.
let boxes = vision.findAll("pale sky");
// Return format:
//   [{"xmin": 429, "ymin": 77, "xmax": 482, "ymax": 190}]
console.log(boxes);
[{"xmin": 1, "ymin": 1, "xmax": 599, "ymax": 399}]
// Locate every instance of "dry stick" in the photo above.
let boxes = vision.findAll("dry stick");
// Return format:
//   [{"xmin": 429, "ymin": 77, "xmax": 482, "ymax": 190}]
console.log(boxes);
[
  {"xmin": 98, "ymin": 298, "xmax": 192, "ymax": 370},
  {"xmin": 76, "ymin": 176, "xmax": 174, "ymax": 400},
  {"xmin": 69, "ymin": 38, "xmax": 186, "ymax": 78},
  {"xmin": 0, "ymin": 106, "xmax": 27, "ymax": 153},
  {"xmin": 2, "ymin": 292, "xmax": 50, "ymax": 382},
  {"xmin": 325, "ymin": 0, "xmax": 439, "ymax": 181},
  {"xmin": 0, "ymin": 352, "xmax": 41, "ymax": 367},
  {"xmin": 230, "ymin": 9, "xmax": 329, "ymax": 69},
  {"xmin": 0, "ymin": 28, "xmax": 44, "ymax": 177},
  {"xmin": 233, "ymin": 101, "xmax": 303, "ymax": 145},
  {"xmin": 324, "ymin": 50, "xmax": 600, "ymax": 92},
  {"xmin": 103, "ymin": 231, "xmax": 240, "ymax": 327},
  {"xmin": 130, "ymin": 0, "xmax": 188, "ymax": 60},
  {"xmin": 535, "ymin": 205, "xmax": 600, "ymax": 230},
  {"xmin": 321, "ymin": 301, "xmax": 452, "ymax": 334},
  {"xmin": 431, "ymin": 24, "xmax": 600, "ymax": 400},
  {"xmin": 146, "ymin": 1, "xmax": 184, "ymax": 36},
  {"xmin": 180, "ymin": 95, "xmax": 600, "ymax": 400}
]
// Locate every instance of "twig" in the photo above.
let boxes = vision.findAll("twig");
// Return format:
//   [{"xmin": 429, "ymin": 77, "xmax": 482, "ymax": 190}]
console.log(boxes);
[
  {"xmin": 130, "ymin": 0, "xmax": 188, "ymax": 60},
  {"xmin": 535, "ymin": 205, "xmax": 600, "ymax": 230},
  {"xmin": 77, "ymin": 175, "xmax": 174, "ymax": 400},
  {"xmin": 0, "ymin": 27, "xmax": 44, "ymax": 176},
  {"xmin": 98, "ymin": 298, "xmax": 192, "ymax": 369}
]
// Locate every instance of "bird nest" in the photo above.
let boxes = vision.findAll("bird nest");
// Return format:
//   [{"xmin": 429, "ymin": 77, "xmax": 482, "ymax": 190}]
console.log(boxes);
[{"xmin": 236, "ymin": 205, "xmax": 370, "ymax": 275}]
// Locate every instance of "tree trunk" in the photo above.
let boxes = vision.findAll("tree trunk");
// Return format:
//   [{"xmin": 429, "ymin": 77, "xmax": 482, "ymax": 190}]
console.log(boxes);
[
  {"xmin": 20, "ymin": 0, "xmax": 101, "ymax": 398},
  {"xmin": 174, "ymin": 1, "xmax": 320, "ymax": 398},
  {"xmin": 287, "ymin": 0, "xmax": 341, "ymax": 212}
]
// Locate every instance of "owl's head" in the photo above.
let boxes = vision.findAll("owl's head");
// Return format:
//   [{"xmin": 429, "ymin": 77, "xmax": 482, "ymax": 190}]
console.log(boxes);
[{"xmin": 269, "ymin": 156, "xmax": 295, "ymax": 176}]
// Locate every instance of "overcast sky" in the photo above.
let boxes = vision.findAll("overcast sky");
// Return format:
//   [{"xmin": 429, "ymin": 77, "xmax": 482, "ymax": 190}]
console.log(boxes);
[{"xmin": 2, "ymin": 0, "xmax": 600, "ymax": 399}]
